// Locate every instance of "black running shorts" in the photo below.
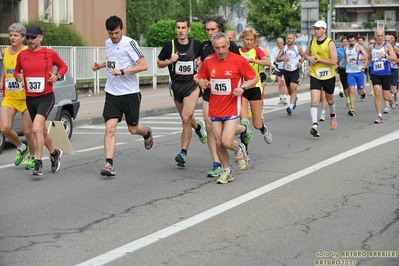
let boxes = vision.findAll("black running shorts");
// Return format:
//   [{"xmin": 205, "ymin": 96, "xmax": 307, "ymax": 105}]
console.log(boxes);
[
  {"xmin": 103, "ymin": 92, "xmax": 141, "ymax": 126},
  {"xmin": 26, "ymin": 91, "xmax": 55, "ymax": 120},
  {"xmin": 310, "ymin": 76, "xmax": 336, "ymax": 95}
]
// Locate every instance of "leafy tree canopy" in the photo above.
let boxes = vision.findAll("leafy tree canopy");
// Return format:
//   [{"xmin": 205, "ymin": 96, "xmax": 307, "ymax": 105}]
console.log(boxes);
[{"xmin": 24, "ymin": 20, "xmax": 86, "ymax": 46}]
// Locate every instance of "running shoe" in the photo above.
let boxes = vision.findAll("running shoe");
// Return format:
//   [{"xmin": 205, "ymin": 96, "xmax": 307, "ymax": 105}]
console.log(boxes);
[
  {"xmin": 240, "ymin": 118, "xmax": 253, "ymax": 144},
  {"xmin": 50, "ymin": 149, "xmax": 63, "ymax": 173},
  {"xmin": 175, "ymin": 152, "xmax": 187, "ymax": 167},
  {"xmin": 216, "ymin": 169, "xmax": 233, "ymax": 184},
  {"xmin": 14, "ymin": 144, "xmax": 29, "ymax": 166},
  {"xmin": 330, "ymin": 114, "xmax": 337, "ymax": 130},
  {"xmin": 383, "ymin": 107, "xmax": 391, "ymax": 114},
  {"xmin": 374, "ymin": 115, "xmax": 383, "ymax": 124},
  {"xmin": 370, "ymin": 90, "xmax": 374, "ymax": 96},
  {"xmin": 286, "ymin": 106, "xmax": 292, "ymax": 116},
  {"xmin": 360, "ymin": 92, "xmax": 366, "ymax": 101},
  {"xmin": 32, "ymin": 161, "xmax": 43, "ymax": 176},
  {"xmin": 348, "ymin": 109, "xmax": 356, "ymax": 117},
  {"xmin": 339, "ymin": 91, "xmax": 344, "ymax": 98},
  {"xmin": 207, "ymin": 162, "xmax": 223, "ymax": 178},
  {"xmin": 293, "ymin": 97, "xmax": 298, "ymax": 110},
  {"xmin": 282, "ymin": 98, "xmax": 288, "ymax": 105},
  {"xmin": 248, "ymin": 110, "xmax": 252, "ymax": 118},
  {"xmin": 144, "ymin": 126, "xmax": 154, "ymax": 149},
  {"xmin": 319, "ymin": 113, "xmax": 325, "ymax": 122},
  {"xmin": 195, "ymin": 120, "xmax": 207, "ymax": 144},
  {"xmin": 346, "ymin": 98, "xmax": 351, "ymax": 108},
  {"xmin": 235, "ymin": 143, "xmax": 248, "ymax": 170},
  {"xmin": 25, "ymin": 156, "xmax": 35, "ymax": 170},
  {"xmin": 100, "ymin": 162, "xmax": 116, "ymax": 176},
  {"xmin": 310, "ymin": 125, "xmax": 320, "ymax": 137},
  {"xmin": 389, "ymin": 99, "xmax": 396, "ymax": 109},
  {"xmin": 263, "ymin": 130, "xmax": 273, "ymax": 144},
  {"xmin": 278, "ymin": 99, "xmax": 283, "ymax": 105}
]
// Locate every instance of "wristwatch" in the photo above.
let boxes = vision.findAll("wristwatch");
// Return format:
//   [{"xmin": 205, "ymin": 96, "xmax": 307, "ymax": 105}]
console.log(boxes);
[
  {"xmin": 120, "ymin": 69, "xmax": 125, "ymax": 75},
  {"xmin": 56, "ymin": 74, "xmax": 62, "ymax": 81},
  {"xmin": 240, "ymin": 85, "xmax": 246, "ymax": 90}
]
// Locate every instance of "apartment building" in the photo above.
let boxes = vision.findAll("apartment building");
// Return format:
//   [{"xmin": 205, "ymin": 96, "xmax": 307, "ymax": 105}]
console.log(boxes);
[
  {"xmin": 0, "ymin": 0, "xmax": 126, "ymax": 46},
  {"xmin": 332, "ymin": 0, "xmax": 399, "ymax": 41}
]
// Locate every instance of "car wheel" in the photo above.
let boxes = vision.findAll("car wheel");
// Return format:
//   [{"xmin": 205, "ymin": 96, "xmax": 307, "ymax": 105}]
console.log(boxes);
[
  {"xmin": 60, "ymin": 110, "xmax": 73, "ymax": 139},
  {"xmin": 0, "ymin": 131, "xmax": 5, "ymax": 154}
]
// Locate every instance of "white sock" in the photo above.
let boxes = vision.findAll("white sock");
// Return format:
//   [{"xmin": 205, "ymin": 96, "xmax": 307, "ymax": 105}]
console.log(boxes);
[
  {"xmin": 18, "ymin": 143, "xmax": 25, "ymax": 150},
  {"xmin": 310, "ymin": 106, "xmax": 318, "ymax": 124}
]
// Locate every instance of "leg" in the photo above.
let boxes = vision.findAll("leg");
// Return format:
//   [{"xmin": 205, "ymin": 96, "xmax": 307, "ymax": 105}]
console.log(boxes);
[
  {"xmin": 21, "ymin": 109, "xmax": 35, "ymax": 156},
  {"xmin": 0, "ymin": 107, "xmax": 23, "ymax": 148},
  {"xmin": 104, "ymin": 118, "xmax": 118, "ymax": 161}
]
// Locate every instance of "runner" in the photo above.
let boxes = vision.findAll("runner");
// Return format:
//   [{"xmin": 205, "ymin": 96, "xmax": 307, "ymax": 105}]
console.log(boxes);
[
  {"xmin": 365, "ymin": 28, "xmax": 396, "ymax": 124},
  {"xmin": 157, "ymin": 17, "xmax": 206, "ymax": 167},
  {"xmin": 276, "ymin": 34, "xmax": 305, "ymax": 116},
  {"xmin": 92, "ymin": 16, "xmax": 153, "ymax": 176},
  {"xmin": 14, "ymin": 25, "xmax": 67, "ymax": 176},
  {"xmin": 270, "ymin": 38, "xmax": 287, "ymax": 104},
  {"xmin": 340, "ymin": 33, "xmax": 368, "ymax": 117},
  {"xmin": 304, "ymin": 20, "xmax": 338, "ymax": 137},
  {"xmin": 197, "ymin": 32, "xmax": 258, "ymax": 184},
  {"xmin": 0, "ymin": 23, "xmax": 36, "ymax": 170}
]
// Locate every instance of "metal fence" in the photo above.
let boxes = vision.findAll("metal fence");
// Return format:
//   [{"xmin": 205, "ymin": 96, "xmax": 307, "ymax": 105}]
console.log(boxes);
[{"xmin": 0, "ymin": 45, "xmax": 169, "ymax": 94}]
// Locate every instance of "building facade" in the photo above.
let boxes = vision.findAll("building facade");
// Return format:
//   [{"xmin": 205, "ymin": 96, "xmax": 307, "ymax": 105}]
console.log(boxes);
[
  {"xmin": 332, "ymin": 0, "xmax": 399, "ymax": 41},
  {"xmin": 0, "ymin": 0, "xmax": 126, "ymax": 46}
]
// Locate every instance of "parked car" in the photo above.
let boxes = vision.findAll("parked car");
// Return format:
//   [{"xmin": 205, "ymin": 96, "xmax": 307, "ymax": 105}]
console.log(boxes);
[{"xmin": 0, "ymin": 57, "xmax": 80, "ymax": 153}]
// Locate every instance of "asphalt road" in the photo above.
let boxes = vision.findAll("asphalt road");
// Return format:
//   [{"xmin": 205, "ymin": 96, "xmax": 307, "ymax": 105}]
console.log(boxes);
[{"xmin": 0, "ymin": 91, "xmax": 398, "ymax": 266}]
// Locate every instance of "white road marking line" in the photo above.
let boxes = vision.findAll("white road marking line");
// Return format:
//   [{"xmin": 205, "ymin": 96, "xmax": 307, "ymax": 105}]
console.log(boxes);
[{"xmin": 75, "ymin": 129, "xmax": 399, "ymax": 266}]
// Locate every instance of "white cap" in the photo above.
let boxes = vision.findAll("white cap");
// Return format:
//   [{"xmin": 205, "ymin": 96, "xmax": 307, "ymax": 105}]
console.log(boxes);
[{"xmin": 313, "ymin": 20, "xmax": 327, "ymax": 29}]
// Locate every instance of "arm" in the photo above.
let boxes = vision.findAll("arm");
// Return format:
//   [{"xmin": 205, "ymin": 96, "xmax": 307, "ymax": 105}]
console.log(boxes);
[
  {"xmin": 297, "ymin": 47, "xmax": 305, "ymax": 68},
  {"xmin": 276, "ymin": 47, "xmax": 285, "ymax": 62},
  {"xmin": 92, "ymin": 61, "xmax": 106, "ymax": 71},
  {"xmin": 383, "ymin": 45, "xmax": 395, "ymax": 62},
  {"xmin": 304, "ymin": 41, "xmax": 318, "ymax": 65},
  {"xmin": 364, "ymin": 45, "xmax": 372, "ymax": 68},
  {"xmin": 157, "ymin": 52, "xmax": 178, "ymax": 68}
]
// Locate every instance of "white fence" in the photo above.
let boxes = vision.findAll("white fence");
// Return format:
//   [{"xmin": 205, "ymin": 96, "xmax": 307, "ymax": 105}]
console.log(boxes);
[
  {"xmin": 1, "ymin": 43, "xmax": 308, "ymax": 95},
  {"xmin": 0, "ymin": 45, "xmax": 169, "ymax": 94}
]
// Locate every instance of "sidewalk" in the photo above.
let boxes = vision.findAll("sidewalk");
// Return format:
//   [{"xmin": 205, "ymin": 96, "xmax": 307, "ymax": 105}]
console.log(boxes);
[{"xmin": 73, "ymin": 79, "xmax": 311, "ymax": 128}]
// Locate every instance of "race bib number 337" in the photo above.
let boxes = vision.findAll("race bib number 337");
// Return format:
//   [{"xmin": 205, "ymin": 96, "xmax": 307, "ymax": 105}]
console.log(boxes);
[{"xmin": 26, "ymin": 77, "xmax": 45, "ymax": 93}]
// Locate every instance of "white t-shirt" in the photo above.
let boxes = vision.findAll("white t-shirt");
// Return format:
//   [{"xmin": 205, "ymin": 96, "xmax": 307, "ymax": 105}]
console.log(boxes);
[
  {"xmin": 104, "ymin": 35, "xmax": 144, "ymax": 95},
  {"xmin": 271, "ymin": 46, "xmax": 284, "ymax": 69}
]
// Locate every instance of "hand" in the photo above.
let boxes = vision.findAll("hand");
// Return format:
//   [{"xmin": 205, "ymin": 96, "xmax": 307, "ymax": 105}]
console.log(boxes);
[
  {"xmin": 48, "ymin": 72, "xmax": 58, "ymax": 84},
  {"xmin": 16, "ymin": 70, "xmax": 24, "ymax": 83},
  {"xmin": 198, "ymin": 79, "xmax": 210, "ymax": 89},
  {"xmin": 92, "ymin": 62, "xmax": 101, "ymax": 71},
  {"xmin": 233, "ymin": 87, "xmax": 244, "ymax": 97},
  {"xmin": 170, "ymin": 52, "xmax": 179, "ymax": 63}
]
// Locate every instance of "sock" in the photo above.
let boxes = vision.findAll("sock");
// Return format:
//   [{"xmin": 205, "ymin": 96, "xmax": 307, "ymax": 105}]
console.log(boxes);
[
  {"xmin": 280, "ymin": 95, "xmax": 283, "ymax": 99},
  {"xmin": 18, "ymin": 143, "xmax": 25, "ymax": 150},
  {"xmin": 329, "ymin": 101, "xmax": 336, "ymax": 115},
  {"xmin": 50, "ymin": 150, "xmax": 58, "ymax": 157},
  {"xmin": 180, "ymin": 149, "xmax": 187, "ymax": 155},
  {"xmin": 106, "ymin": 158, "xmax": 113, "ymax": 166},
  {"xmin": 195, "ymin": 123, "xmax": 201, "ymax": 132},
  {"xmin": 310, "ymin": 106, "xmax": 318, "ymax": 124},
  {"xmin": 289, "ymin": 103, "xmax": 294, "ymax": 109},
  {"xmin": 144, "ymin": 129, "xmax": 151, "ymax": 139},
  {"xmin": 224, "ymin": 167, "xmax": 231, "ymax": 173},
  {"xmin": 235, "ymin": 146, "xmax": 242, "ymax": 156},
  {"xmin": 260, "ymin": 122, "xmax": 267, "ymax": 134},
  {"xmin": 321, "ymin": 110, "xmax": 326, "ymax": 115},
  {"xmin": 378, "ymin": 113, "xmax": 382, "ymax": 117}
]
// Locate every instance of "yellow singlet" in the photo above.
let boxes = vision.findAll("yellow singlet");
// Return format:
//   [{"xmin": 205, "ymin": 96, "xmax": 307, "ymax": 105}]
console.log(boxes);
[
  {"xmin": 3, "ymin": 46, "xmax": 28, "ymax": 100},
  {"xmin": 309, "ymin": 38, "xmax": 335, "ymax": 80}
]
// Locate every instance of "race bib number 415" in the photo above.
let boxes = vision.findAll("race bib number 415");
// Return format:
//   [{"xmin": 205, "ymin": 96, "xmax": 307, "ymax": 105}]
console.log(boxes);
[{"xmin": 210, "ymin": 79, "xmax": 232, "ymax": 95}]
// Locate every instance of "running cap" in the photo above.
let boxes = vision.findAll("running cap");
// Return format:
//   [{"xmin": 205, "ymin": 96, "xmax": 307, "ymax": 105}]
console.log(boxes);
[
  {"xmin": 26, "ymin": 26, "xmax": 43, "ymax": 36},
  {"xmin": 313, "ymin": 20, "xmax": 327, "ymax": 29}
]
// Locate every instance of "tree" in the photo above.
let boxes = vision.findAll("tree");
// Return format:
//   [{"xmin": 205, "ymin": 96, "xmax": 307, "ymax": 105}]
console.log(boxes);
[
  {"xmin": 246, "ymin": 0, "xmax": 328, "ymax": 40},
  {"xmin": 145, "ymin": 20, "xmax": 208, "ymax": 47},
  {"xmin": 24, "ymin": 20, "xmax": 86, "ymax": 46}
]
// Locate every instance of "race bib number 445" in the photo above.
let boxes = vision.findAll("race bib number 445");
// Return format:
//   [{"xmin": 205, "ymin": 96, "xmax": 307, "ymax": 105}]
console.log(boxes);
[
  {"xmin": 5, "ymin": 78, "xmax": 24, "ymax": 92},
  {"xmin": 211, "ymin": 79, "xmax": 232, "ymax": 95},
  {"xmin": 26, "ymin": 77, "xmax": 45, "ymax": 93}
]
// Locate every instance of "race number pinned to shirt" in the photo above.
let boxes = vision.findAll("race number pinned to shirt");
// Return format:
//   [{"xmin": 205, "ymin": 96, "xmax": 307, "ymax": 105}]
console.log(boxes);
[
  {"xmin": 106, "ymin": 57, "xmax": 119, "ymax": 71},
  {"xmin": 210, "ymin": 79, "xmax": 231, "ymax": 95},
  {"xmin": 284, "ymin": 63, "xmax": 296, "ymax": 71},
  {"xmin": 316, "ymin": 68, "xmax": 331, "ymax": 79},
  {"xmin": 373, "ymin": 61, "xmax": 385, "ymax": 72},
  {"xmin": 175, "ymin": 61, "xmax": 194, "ymax": 75},
  {"xmin": 5, "ymin": 78, "xmax": 24, "ymax": 92},
  {"xmin": 26, "ymin": 77, "xmax": 45, "ymax": 93}
]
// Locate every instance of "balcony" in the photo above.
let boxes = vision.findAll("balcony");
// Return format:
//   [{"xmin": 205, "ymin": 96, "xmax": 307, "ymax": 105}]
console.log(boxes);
[
  {"xmin": 335, "ymin": 0, "xmax": 399, "ymax": 7},
  {"xmin": 332, "ymin": 20, "xmax": 399, "ymax": 32}
]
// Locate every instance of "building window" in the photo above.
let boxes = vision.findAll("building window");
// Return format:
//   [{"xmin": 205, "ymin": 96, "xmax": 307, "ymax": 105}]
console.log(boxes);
[{"xmin": 39, "ymin": 0, "xmax": 74, "ymax": 24}]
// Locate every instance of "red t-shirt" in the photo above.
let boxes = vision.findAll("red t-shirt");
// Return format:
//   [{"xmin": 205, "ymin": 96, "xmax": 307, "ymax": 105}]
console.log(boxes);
[
  {"xmin": 14, "ymin": 47, "xmax": 68, "ymax": 97},
  {"xmin": 198, "ymin": 51, "xmax": 257, "ymax": 118}
]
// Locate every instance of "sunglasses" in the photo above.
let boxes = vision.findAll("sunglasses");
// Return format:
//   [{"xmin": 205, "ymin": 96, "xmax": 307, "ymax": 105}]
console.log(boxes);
[
  {"xmin": 26, "ymin": 35, "xmax": 40, "ymax": 40},
  {"xmin": 369, "ymin": 42, "xmax": 375, "ymax": 44}
]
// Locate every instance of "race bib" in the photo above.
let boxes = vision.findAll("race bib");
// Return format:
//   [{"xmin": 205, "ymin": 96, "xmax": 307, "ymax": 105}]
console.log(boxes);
[
  {"xmin": 284, "ymin": 64, "xmax": 295, "ymax": 71},
  {"xmin": 210, "ymin": 79, "xmax": 231, "ymax": 95},
  {"xmin": 316, "ymin": 68, "xmax": 331, "ymax": 79},
  {"xmin": 26, "ymin": 77, "xmax": 45, "ymax": 93},
  {"xmin": 348, "ymin": 57, "xmax": 357, "ymax": 65},
  {"xmin": 175, "ymin": 61, "xmax": 194, "ymax": 75},
  {"xmin": 106, "ymin": 57, "xmax": 119, "ymax": 70},
  {"xmin": 5, "ymin": 78, "xmax": 23, "ymax": 92},
  {"xmin": 373, "ymin": 61, "xmax": 384, "ymax": 71}
]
